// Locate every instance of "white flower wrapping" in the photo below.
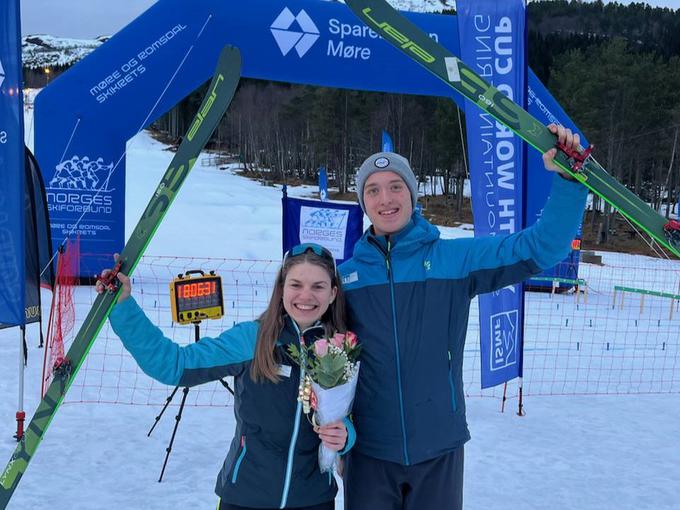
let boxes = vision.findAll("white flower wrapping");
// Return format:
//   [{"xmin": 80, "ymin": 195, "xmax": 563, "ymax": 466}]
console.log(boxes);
[{"xmin": 311, "ymin": 362, "xmax": 360, "ymax": 473}]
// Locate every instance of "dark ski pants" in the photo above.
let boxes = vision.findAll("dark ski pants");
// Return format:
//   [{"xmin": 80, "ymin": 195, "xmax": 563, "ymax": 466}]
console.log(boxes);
[
  {"xmin": 218, "ymin": 500, "xmax": 334, "ymax": 510},
  {"xmin": 343, "ymin": 448, "xmax": 464, "ymax": 510}
]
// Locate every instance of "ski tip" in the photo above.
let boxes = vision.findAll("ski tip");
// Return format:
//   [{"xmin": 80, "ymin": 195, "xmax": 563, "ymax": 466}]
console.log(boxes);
[{"xmin": 218, "ymin": 45, "xmax": 242, "ymax": 69}]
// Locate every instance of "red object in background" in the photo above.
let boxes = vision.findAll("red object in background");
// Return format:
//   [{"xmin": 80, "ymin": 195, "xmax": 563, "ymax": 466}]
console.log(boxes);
[{"xmin": 14, "ymin": 411, "xmax": 25, "ymax": 441}]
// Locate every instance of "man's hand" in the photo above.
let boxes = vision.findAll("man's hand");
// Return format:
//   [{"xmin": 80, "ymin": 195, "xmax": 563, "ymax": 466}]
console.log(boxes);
[
  {"xmin": 314, "ymin": 420, "xmax": 348, "ymax": 452},
  {"xmin": 543, "ymin": 123, "xmax": 580, "ymax": 181},
  {"xmin": 95, "ymin": 253, "xmax": 131, "ymax": 303}
]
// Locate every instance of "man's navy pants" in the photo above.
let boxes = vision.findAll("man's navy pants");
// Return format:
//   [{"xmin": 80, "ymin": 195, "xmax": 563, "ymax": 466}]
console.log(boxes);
[{"xmin": 343, "ymin": 447, "xmax": 464, "ymax": 510}]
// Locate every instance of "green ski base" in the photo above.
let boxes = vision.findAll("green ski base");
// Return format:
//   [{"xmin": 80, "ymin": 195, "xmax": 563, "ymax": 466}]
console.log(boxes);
[
  {"xmin": 0, "ymin": 46, "xmax": 241, "ymax": 509},
  {"xmin": 345, "ymin": 0, "xmax": 679, "ymax": 259}
]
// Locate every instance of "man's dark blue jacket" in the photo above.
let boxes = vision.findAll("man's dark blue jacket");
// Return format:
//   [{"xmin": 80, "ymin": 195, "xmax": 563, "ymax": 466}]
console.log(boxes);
[{"xmin": 339, "ymin": 175, "xmax": 588, "ymax": 465}]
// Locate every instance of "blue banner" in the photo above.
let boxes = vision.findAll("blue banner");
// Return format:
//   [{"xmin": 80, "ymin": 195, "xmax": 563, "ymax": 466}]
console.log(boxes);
[
  {"xmin": 458, "ymin": 0, "xmax": 527, "ymax": 388},
  {"xmin": 526, "ymin": 74, "xmax": 586, "ymax": 287},
  {"xmin": 0, "ymin": 0, "xmax": 26, "ymax": 327},
  {"xmin": 282, "ymin": 190, "xmax": 363, "ymax": 265},
  {"xmin": 318, "ymin": 166, "xmax": 328, "ymax": 202},
  {"xmin": 381, "ymin": 130, "xmax": 394, "ymax": 152}
]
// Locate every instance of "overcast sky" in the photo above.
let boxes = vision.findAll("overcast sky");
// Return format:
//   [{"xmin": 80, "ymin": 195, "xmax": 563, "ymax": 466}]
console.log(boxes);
[{"xmin": 20, "ymin": 0, "xmax": 680, "ymax": 39}]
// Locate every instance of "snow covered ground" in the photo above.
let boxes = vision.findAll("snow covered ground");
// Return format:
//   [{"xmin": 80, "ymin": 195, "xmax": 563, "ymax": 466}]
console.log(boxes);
[{"xmin": 1, "ymin": 121, "xmax": 679, "ymax": 509}]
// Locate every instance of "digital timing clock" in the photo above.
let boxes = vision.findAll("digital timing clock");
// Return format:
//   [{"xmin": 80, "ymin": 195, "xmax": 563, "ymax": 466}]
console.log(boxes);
[{"xmin": 169, "ymin": 270, "xmax": 224, "ymax": 324}]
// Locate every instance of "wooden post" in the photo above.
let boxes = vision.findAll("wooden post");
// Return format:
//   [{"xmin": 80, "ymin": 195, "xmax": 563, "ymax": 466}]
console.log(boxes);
[{"xmin": 669, "ymin": 298, "xmax": 674, "ymax": 321}]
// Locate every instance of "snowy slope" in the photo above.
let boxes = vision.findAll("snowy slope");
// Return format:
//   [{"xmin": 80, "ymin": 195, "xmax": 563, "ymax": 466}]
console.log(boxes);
[{"xmin": 22, "ymin": 35, "xmax": 106, "ymax": 70}]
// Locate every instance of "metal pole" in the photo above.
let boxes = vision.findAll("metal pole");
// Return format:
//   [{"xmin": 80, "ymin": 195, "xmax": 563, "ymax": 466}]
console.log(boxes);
[{"xmin": 16, "ymin": 328, "xmax": 26, "ymax": 441}]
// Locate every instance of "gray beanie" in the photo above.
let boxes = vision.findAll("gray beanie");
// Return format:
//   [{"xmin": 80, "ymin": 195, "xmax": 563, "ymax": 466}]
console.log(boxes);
[{"xmin": 355, "ymin": 152, "xmax": 418, "ymax": 213}]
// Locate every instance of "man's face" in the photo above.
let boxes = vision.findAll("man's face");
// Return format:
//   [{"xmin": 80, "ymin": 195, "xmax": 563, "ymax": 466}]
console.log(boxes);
[{"xmin": 363, "ymin": 171, "xmax": 413, "ymax": 237}]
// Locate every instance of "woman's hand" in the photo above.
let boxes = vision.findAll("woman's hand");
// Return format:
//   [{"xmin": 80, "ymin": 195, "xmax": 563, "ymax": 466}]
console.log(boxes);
[
  {"xmin": 543, "ymin": 123, "xmax": 580, "ymax": 180},
  {"xmin": 314, "ymin": 420, "xmax": 347, "ymax": 452},
  {"xmin": 95, "ymin": 254, "xmax": 131, "ymax": 303}
]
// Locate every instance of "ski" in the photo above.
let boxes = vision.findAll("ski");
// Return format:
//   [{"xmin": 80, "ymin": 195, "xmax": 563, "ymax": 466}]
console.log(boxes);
[
  {"xmin": 0, "ymin": 45, "xmax": 241, "ymax": 508},
  {"xmin": 345, "ymin": 0, "xmax": 680, "ymax": 258}
]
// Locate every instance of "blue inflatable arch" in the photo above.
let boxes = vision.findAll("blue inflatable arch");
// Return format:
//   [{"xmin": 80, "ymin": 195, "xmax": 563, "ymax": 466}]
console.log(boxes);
[
  {"xmin": 35, "ymin": 0, "xmax": 581, "ymax": 277},
  {"xmin": 35, "ymin": 0, "xmax": 467, "ymax": 276}
]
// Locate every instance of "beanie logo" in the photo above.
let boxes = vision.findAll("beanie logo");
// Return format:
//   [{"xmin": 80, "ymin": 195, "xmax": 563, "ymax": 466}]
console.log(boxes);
[{"xmin": 374, "ymin": 157, "xmax": 389, "ymax": 168}]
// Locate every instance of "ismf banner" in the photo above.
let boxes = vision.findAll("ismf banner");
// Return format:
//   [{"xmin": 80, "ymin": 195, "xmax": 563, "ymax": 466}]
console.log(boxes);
[
  {"xmin": 458, "ymin": 0, "xmax": 527, "ymax": 388},
  {"xmin": 0, "ymin": 0, "xmax": 26, "ymax": 327}
]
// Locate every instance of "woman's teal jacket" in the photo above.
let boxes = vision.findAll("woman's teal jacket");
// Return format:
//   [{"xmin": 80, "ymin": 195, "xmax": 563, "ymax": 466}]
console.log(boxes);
[{"xmin": 109, "ymin": 302, "xmax": 355, "ymax": 508}]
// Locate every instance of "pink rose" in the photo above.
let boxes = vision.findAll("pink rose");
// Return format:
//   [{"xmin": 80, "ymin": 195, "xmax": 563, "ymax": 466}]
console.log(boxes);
[
  {"xmin": 310, "ymin": 389, "xmax": 318, "ymax": 410},
  {"xmin": 331, "ymin": 333, "xmax": 345, "ymax": 349},
  {"xmin": 345, "ymin": 331, "xmax": 358, "ymax": 348},
  {"xmin": 314, "ymin": 338, "xmax": 329, "ymax": 357}
]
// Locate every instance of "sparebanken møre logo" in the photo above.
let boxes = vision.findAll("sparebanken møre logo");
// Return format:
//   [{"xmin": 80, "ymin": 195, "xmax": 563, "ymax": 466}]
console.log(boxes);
[
  {"xmin": 0, "ymin": 58, "xmax": 6, "ymax": 89},
  {"xmin": 270, "ymin": 7, "xmax": 320, "ymax": 58}
]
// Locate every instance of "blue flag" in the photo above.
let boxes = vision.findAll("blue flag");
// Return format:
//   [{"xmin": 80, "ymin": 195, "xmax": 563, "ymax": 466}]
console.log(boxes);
[
  {"xmin": 381, "ymin": 130, "xmax": 394, "ymax": 152},
  {"xmin": 282, "ymin": 189, "xmax": 363, "ymax": 265},
  {"xmin": 318, "ymin": 166, "xmax": 328, "ymax": 202},
  {"xmin": 0, "ymin": 0, "xmax": 26, "ymax": 326},
  {"xmin": 458, "ymin": 0, "xmax": 527, "ymax": 388}
]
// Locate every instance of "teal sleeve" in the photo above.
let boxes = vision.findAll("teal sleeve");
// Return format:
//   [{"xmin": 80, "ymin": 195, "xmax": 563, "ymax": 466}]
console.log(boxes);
[
  {"xmin": 338, "ymin": 416, "xmax": 356, "ymax": 456},
  {"xmin": 440, "ymin": 174, "xmax": 587, "ymax": 297},
  {"xmin": 108, "ymin": 297, "xmax": 257, "ymax": 386}
]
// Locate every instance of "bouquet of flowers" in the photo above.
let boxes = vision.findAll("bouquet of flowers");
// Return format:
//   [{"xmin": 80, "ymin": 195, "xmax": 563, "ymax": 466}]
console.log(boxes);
[{"xmin": 288, "ymin": 331, "xmax": 361, "ymax": 473}]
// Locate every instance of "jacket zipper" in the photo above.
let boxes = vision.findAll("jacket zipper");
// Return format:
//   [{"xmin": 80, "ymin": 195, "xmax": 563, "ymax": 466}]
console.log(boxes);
[
  {"xmin": 448, "ymin": 351, "xmax": 457, "ymax": 412},
  {"xmin": 368, "ymin": 237, "xmax": 410, "ymax": 465},
  {"xmin": 279, "ymin": 323, "xmax": 316, "ymax": 508},
  {"xmin": 231, "ymin": 435, "xmax": 247, "ymax": 483}
]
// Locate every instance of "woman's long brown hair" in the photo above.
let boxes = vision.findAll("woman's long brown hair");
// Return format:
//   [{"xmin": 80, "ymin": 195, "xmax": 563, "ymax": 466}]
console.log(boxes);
[{"xmin": 250, "ymin": 251, "xmax": 346, "ymax": 383}]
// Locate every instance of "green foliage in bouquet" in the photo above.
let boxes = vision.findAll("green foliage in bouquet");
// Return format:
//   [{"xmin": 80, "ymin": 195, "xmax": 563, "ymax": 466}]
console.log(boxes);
[{"xmin": 287, "ymin": 331, "xmax": 361, "ymax": 390}]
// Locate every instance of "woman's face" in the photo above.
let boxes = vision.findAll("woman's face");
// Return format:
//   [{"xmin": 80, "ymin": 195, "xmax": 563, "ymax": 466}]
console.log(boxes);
[{"xmin": 282, "ymin": 261, "xmax": 337, "ymax": 331}]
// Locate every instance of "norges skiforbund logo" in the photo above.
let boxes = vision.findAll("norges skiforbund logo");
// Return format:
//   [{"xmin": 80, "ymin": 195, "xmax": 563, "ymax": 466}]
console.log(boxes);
[
  {"xmin": 270, "ymin": 7, "xmax": 320, "ymax": 58},
  {"xmin": 49, "ymin": 155, "xmax": 115, "ymax": 191},
  {"xmin": 46, "ymin": 156, "xmax": 116, "ymax": 216}
]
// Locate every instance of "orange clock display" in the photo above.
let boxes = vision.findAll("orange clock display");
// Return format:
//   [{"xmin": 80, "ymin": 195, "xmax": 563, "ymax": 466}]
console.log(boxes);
[{"xmin": 170, "ymin": 272, "xmax": 223, "ymax": 324}]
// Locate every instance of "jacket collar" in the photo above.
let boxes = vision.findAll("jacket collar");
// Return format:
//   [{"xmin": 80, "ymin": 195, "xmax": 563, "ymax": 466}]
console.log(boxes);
[
  {"xmin": 279, "ymin": 315, "xmax": 325, "ymax": 346},
  {"xmin": 354, "ymin": 211, "xmax": 440, "ymax": 262}
]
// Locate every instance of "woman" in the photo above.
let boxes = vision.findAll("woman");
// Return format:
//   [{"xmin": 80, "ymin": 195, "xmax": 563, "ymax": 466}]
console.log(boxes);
[{"xmin": 98, "ymin": 243, "xmax": 355, "ymax": 510}]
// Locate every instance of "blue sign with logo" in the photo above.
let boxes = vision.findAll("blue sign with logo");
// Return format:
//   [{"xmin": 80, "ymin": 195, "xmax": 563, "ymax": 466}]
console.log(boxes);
[
  {"xmin": 458, "ymin": 0, "xmax": 527, "ymax": 388},
  {"xmin": 0, "ymin": 0, "xmax": 26, "ymax": 326},
  {"xmin": 282, "ymin": 192, "xmax": 363, "ymax": 265}
]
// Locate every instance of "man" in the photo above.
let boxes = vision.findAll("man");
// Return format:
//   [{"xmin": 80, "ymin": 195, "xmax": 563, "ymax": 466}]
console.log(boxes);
[{"xmin": 338, "ymin": 125, "xmax": 587, "ymax": 509}]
